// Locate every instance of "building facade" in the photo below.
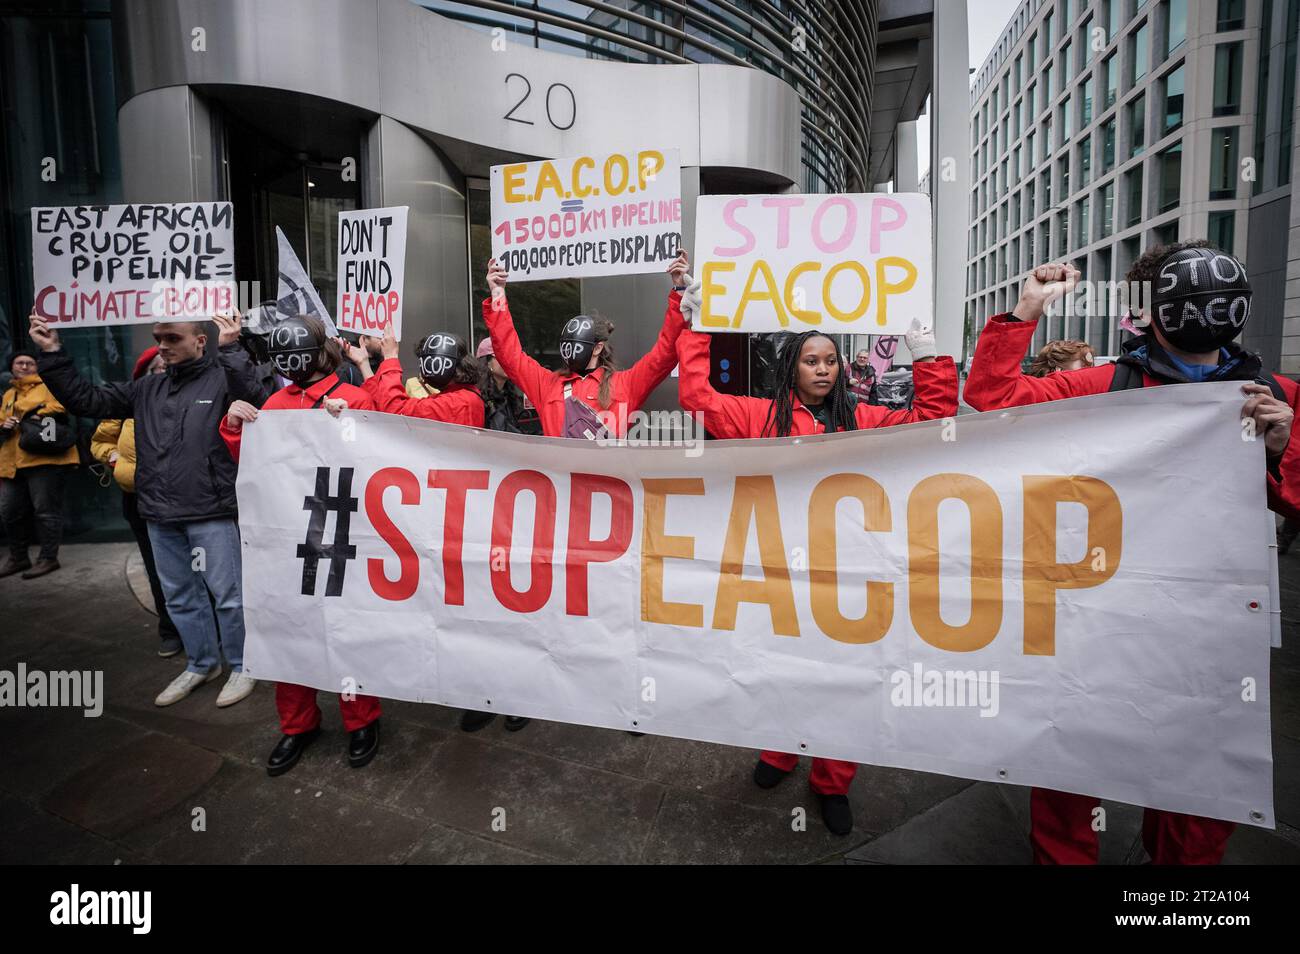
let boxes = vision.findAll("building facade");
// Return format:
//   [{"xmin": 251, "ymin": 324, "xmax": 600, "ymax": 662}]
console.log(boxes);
[
  {"xmin": 965, "ymin": 0, "xmax": 1300, "ymax": 370},
  {"xmin": 1, "ymin": 0, "xmax": 935, "ymax": 538}
]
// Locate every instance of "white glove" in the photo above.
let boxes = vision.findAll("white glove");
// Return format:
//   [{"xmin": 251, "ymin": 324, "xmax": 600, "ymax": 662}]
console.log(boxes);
[
  {"xmin": 679, "ymin": 276, "xmax": 702, "ymax": 327},
  {"xmin": 904, "ymin": 317, "xmax": 936, "ymax": 361}
]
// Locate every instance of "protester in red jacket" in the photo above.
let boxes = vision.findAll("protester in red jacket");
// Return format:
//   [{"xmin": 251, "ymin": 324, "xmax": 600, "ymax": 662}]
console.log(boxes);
[
  {"xmin": 964, "ymin": 241, "xmax": 1298, "ymax": 865},
  {"xmin": 342, "ymin": 323, "xmax": 485, "ymax": 428},
  {"xmin": 675, "ymin": 278, "xmax": 958, "ymax": 836},
  {"xmin": 220, "ymin": 314, "xmax": 382, "ymax": 777},
  {"xmin": 482, "ymin": 253, "xmax": 687, "ymax": 438}
]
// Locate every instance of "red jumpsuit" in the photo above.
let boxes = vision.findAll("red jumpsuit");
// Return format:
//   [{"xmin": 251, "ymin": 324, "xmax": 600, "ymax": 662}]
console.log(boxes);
[
  {"xmin": 965, "ymin": 313, "xmax": 1300, "ymax": 864},
  {"xmin": 676, "ymin": 326, "xmax": 960, "ymax": 795},
  {"xmin": 220, "ymin": 372, "xmax": 382, "ymax": 735},
  {"xmin": 362, "ymin": 358, "xmax": 486, "ymax": 425},
  {"xmin": 482, "ymin": 290, "xmax": 684, "ymax": 437}
]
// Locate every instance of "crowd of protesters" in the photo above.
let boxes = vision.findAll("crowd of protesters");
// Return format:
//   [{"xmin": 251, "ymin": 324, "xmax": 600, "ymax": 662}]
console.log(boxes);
[{"xmin": 4, "ymin": 237, "xmax": 1297, "ymax": 860}]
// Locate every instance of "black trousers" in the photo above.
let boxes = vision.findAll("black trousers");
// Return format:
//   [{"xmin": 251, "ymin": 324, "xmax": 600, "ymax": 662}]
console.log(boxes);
[
  {"xmin": 0, "ymin": 464, "xmax": 74, "ymax": 562},
  {"xmin": 121, "ymin": 491, "xmax": 180, "ymax": 641}
]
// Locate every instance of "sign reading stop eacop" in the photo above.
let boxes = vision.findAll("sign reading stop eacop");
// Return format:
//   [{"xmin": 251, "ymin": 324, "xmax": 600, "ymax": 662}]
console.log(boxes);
[
  {"xmin": 694, "ymin": 193, "xmax": 933, "ymax": 335},
  {"xmin": 336, "ymin": 206, "xmax": 408, "ymax": 339}
]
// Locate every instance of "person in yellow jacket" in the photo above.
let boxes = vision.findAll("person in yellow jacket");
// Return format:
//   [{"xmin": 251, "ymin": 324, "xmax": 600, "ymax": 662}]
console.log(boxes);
[
  {"xmin": 1, "ymin": 350, "xmax": 80, "ymax": 578},
  {"xmin": 89, "ymin": 347, "xmax": 185, "ymax": 656}
]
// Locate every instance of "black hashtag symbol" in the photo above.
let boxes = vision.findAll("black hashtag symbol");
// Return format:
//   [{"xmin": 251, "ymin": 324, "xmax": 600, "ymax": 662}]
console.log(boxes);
[{"xmin": 296, "ymin": 466, "xmax": 358, "ymax": 597}]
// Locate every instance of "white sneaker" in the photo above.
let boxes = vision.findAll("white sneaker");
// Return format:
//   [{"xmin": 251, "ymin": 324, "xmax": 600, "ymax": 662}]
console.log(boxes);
[
  {"xmin": 216, "ymin": 670, "xmax": 256, "ymax": 708},
  {"xmin": 154, "ymin": 668, "xmax": 221, "ymax": 707}
]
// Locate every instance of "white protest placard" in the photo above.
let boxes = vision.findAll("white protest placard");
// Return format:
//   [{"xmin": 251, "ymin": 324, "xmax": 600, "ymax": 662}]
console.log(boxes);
[
  {"xmin": 239, "ymin": 383, "xmax": 1274, "ymax": 827},
  {"xmin": 490, "ymin": 147, "xmax": 682, "ymax": 282},
  {"xmin": 31, "ymin": 202, "xmax": 236, "ymax": 326},
  {"xmin": 336, "ymin": 206, "xmax": 408, "ymax": 339},
  {"xmin": 694, "ymin": 192, "xmax": 933, "ymax": 334}
]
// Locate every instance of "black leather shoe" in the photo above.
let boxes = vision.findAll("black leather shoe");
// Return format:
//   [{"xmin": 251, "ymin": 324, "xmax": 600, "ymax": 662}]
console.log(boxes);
[
  {"xmin": 348, "ymin": 719, "xmax": 380, "ymax": 768},
  {"xmin": 504, "ymin": 716, "xmax": 530, "ymax": 732},
  {"xmin": 266, "ymin": 727, "xmax": 320, "ymax": 777},
  {"xmin": 818, "ymin": 793, "xmax": 853, "ymax": 836},
  {"xmin": 21, "ymin": 558, "xmax": 60, "ymax": 579},
  {"xmin": 459, "ymin": 709, "xmax": 495, "ymax": 732},
  {"xmin": 752, "ymin": 759, "xmax": 791, "ymax": 789},
  {"xmin": 0, "ymin": 556, "xmax": 32, "ymax": 579}
]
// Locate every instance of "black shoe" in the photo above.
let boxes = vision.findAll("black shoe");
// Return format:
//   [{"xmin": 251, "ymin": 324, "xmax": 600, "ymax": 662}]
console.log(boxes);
[
  {"xmin": 0, "ymin": 556, "xmax": 32, "ymax": 579},
  {"xmin": 266, "ymin": 727, "xmax": 320, "ymax": 777},
  {"xmin": 818, "ymin": 793, "xmax": 853, "ymax": 836},
  {"xmin": 21, "ymin": 558, "xmax": 60, "ymax": 579},
  {"xmin": 157, "ymin": 636, "xmax": 183, "ymax": 658},
  {"xmin": 753, "ymin": 759, "xmax": 791, "ymax": 789},
  {"xmin": 504, "ymin": 716, "xmax": 530, "ymax": 732},
  {"xmin": 348, "ymin": 719, "xmax": 380, "ymax": 768},
  {"xmin": 460, "ymin": 709, "xmax": 495, "ymax": 732}
]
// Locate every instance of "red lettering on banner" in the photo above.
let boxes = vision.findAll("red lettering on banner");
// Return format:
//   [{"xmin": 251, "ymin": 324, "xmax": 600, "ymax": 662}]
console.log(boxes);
[
  {"xmin": 429, "ymin": 469, "xmax": 490, "ymax": 605},
  {"xmin": 565, "ymin": 473, "xmax": 633, "ymax": 615},
  {"xmin": 366, "ymin": 467, "xmax": 420, "ymax": 601},
  {"xmin": 491, "ymin": 470, "xmax": 557, "ymax": 613}
]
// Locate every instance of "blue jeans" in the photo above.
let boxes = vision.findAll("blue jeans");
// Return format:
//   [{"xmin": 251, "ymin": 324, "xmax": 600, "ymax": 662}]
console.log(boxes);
[{"xmin": 147, "ymin": 518, "xmax": 245, "ymax": 674}]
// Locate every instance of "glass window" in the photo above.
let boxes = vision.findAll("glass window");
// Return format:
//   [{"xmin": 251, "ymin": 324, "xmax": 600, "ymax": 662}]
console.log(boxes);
[
  {"xmin": 1044, "ymin": 63, "xmax": 1055, "ymax": 105},
  {"xmin": 1155, "ymin": 219, "xmax": 1178, "ymax": 247},
  {"xmin": 1062, "ymin": 0, "xmax": 1073, "ymax": 26},
  {"xmin": 1080, "ymin": 15, "xmax": 1094, "ymax": 66},
  {"xmin": 1079, "ymin": 135, "xmax": 1092, "ymax": 186},
  {"xmin": 1062, "ymin": 94, "xmax": 1073, "ymax": 140},
  {"xmin": 1107, "ymin": 0, "xmax": 1121, "ymax": 40},
  {"xmin": 1132, "ymin": 21, "xmax": 1150, "ymax": 84},
  {"xmin": 1208, "ymin": 210, "xmax": 1235, "ymax": 253},
  {"xmin": 1099, "ymin": 182, "xmax": 1115, "ymax": 238},
  {"xmin": 1128, "ymin": 93, "xmax": 1146, "ymax": 156},
  {"xmin": 1026, "ymin": 177, "xmax": 1036, "ymax": 218},
  {"xmin": 1213, "ymin": 42, "xmax": 1242, "ymax": 116},
  {"xmin": 1075, "ymin": 198, "xmax": 1089, "ymax": 246},
  {"xmin": 1158, "ymin": 142, "xmax": 1182, "ymax": 212},
  {"xmin": 1015, "ymin": 54, "xmax": 1023, "ymax": 91},
  {"xmin": 1028, "ymin": 32, "xmax": 1037, "ymax": 71},
  {"xmin": 1164, "ymin": 0, "xmax": 1187, "ymax": 59},
  {"xmin": 1059, "ymin": 154, "xmax": 1072, "ymax": 198},
  {"xmin": 1057, "ymin": 209, "xmax": 1069, "ymax": 256},
  {"xmin": 1217, "ymin": 0, "xmax": 1245, "ymax": 30},
  {"xmin": 1125, "ymin": 167, "xmax": 1144, "ymax": 226},
  {"xmin": 1162, "ymin": 64, "xmax": 1184, "ymax": 134},
  {"xmin": 1210, "ymin": 127, "xmax": 1239, "ymax": 199},
  {"xmin": 1042, "ymin": 169, "xmax": 1053, "ymax": 207},
  {"xmin": 1063, "ymin": 39, "xmax": 1074, "ymax": 81},
  {"xmin": 1103, "ymin": 54, "xmax": 1117, "ymax": 108},
  {"xmin": 1102, "ymin": 117, "xmax": 1116, "ymax": 170},
  {"xmin": 1082, "ymin": 72, "xmax": 1093, "ymax": 126}
]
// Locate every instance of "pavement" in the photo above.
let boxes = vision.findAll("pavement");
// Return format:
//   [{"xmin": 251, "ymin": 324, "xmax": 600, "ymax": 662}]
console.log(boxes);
[{"xmin": 2, "ymin": 541, "xmax": 1299, "ymax": 865}]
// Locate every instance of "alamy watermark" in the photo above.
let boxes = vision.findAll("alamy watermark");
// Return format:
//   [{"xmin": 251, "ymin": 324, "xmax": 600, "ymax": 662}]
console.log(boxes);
[{"xmin": 0, "ymin": 663, "xmax": 103, "ymax": 717}]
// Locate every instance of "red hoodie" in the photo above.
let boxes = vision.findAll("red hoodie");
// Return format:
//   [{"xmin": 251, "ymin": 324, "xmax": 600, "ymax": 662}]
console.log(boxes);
[
  {"xmin": 482, "ymin": 290, "xmax": 685, "ymax": 437},
  {"xmin": 964, "ymin": 313, "xmax": 1300, "ymax": 518},
  {"xmin": 220, "ymin": 372, "xmax": 375, "ymax": 463},
  {"xmin": 361, "ymin": 357, "xmax": 485, "ymax": 427},
  {"xmin": 675, "ymin": 328, "xmax": 958, "ymax": 438}
]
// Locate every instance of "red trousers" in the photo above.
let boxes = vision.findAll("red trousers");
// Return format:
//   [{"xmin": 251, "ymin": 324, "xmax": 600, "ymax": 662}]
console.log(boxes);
[
  {"xmin": 275, "ymin": 682, "xmax": 381, "ymax": 735},
  {"xmin": 1030, "ymin": 788, "xmax": 1236, "ymax": 865},
  {"xmin": 760, "ymin": 750, "xmax": 857, "ymax": 795}
]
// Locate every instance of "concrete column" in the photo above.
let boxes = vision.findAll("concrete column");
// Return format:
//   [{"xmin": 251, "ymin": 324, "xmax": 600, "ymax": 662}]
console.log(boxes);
[
  {"xmin": 895, "ymin": 120, "xmax": 919, "ymax": 193},
  {"xmin": 932, "ymin": 0, "xmax": 971, "ymax": 365}
]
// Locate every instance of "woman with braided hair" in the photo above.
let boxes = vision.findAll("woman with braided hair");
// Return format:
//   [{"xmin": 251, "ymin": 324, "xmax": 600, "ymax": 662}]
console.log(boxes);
[{"xmin": 673, "ymin": 285, "xmax": 959, "ymax": 835}]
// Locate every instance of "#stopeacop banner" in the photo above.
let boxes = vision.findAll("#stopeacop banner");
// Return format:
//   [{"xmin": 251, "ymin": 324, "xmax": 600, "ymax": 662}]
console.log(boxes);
[
  {"xmin": 238, "ymin": 384, "xmax": 1274, "ymax": 826},
  {"xmin": 490, "ymin": 148, "xmax": 682, "ymax": 281},
  {"xmin": 694, "ymin": 192, "xmax": 933, "ymax": 335},
  {"xmin": 31, "ymin": 202, "xmax": 236, "ymax": 326}
]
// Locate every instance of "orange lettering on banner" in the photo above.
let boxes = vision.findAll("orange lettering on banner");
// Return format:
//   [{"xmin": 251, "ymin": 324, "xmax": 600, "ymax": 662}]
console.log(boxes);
[
  {"xmin": 490, "ymin": 470, "xmax": 557, "ymax": 613},
  {"xmin": 566, "ymin": 473, "xmax": 634, "ymax": 616},
  {"xmin": 1022, "ymin": 476, "xmax": 1122, "ymax": 656},
  {"xmin": 641, "ymin": 478, "xmax": 705, "ymax": 627},
  {"xmin": 713, "ymin": 476, "xmax": 799, "ymax": 637},
  {"xmin": 808, "ymin": 474, "xmax": 893, "ymax": 643},
  {"xmin": 366, "ymin": 467, "xmax": 420, "ymax": 601},
  {"xmin": 907, "ymin": 474, "xmax": 1004, "ymax": 652}
]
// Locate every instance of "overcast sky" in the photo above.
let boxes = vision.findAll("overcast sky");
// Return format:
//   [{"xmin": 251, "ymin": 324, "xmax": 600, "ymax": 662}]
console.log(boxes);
[{"xmin": 914, "ymin": 0, "xmax": 1023, "ymax": 182}]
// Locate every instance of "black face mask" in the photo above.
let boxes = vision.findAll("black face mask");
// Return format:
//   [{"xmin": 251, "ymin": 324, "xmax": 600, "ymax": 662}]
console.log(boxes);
[
  {"xmin": 1150, "ymin": 246, "xmax": 1252, "ymax": 352},
  {"xmin": 266, "ymin": 317, "xmax": 325, "ymax": 386},
  {"xmin": 416, "ymin": 332, "xmax": 464, "ymax": 390},
  {"xmin": 559, "ymin": 316, "xmax": 599, "ymax": 373}
]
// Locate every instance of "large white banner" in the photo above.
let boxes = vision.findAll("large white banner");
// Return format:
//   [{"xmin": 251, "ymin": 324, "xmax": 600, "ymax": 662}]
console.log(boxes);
[
  {"xmin": 239, "ymin": 384, "xmax": 1274, "ymax": 826},
  {"xmin": 694, "ymin": 192, "xmax": 933, "ymax": 335},
  {"xmin": 490, "ymin": 148, "xmax": 682, "ymax": 281},
  {"xmin": 31, "ymin": 202, "xmax": 236, "ymax": 327}
]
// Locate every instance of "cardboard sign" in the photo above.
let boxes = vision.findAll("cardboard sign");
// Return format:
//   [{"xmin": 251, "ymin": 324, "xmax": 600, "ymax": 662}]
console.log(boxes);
[
  {"xmin": 31, "ymin": 202, "xmax": 236, "ymax": 326},
  {"xmin": 694, "ymin": 193, "xmax": 933, "ymax": 334},
  {"xmin": 490, "ymin": 148, "xmax": 682, "ymax": 281},
  {"xmin": 336, "ymin": 206, "xmax": 408, "ymax": 339}
]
